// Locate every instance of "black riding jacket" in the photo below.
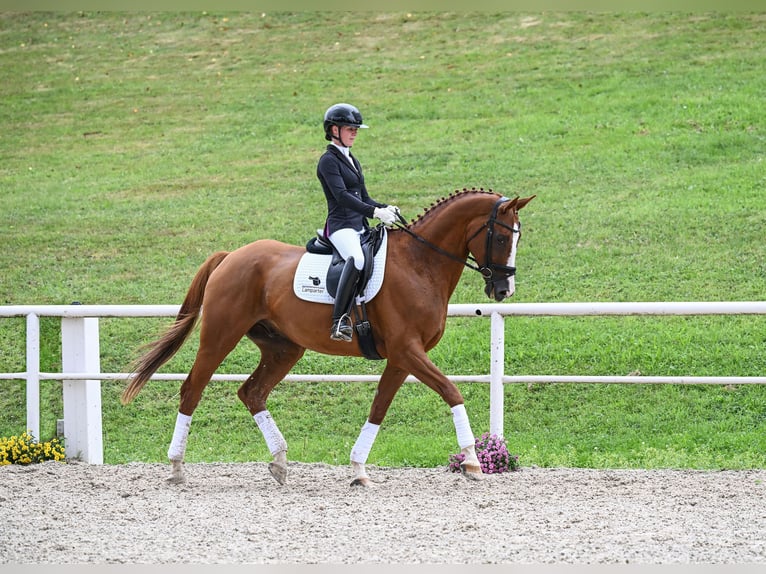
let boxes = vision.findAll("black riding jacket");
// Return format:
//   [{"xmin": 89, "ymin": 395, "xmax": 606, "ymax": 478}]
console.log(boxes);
[{"xmin": 317, "ymin": 145, "xmax": 387, "ymax": 236}]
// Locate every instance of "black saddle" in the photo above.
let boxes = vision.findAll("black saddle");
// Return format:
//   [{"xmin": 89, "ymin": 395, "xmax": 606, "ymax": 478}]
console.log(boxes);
[{"xmin": 305, "ymin": 226, "xmax": 386, "ymax": 299}]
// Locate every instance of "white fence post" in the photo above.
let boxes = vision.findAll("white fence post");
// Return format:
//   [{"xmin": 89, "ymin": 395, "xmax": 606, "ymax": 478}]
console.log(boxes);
[
  {"xmin": 61, "ymin": 317, "xmax": 103, "ymax": 464},
  {"xmin": 489, "ymin": 311, "xmax": 504, "ymax": 437},
  {"xmin": 26, "ymin": 312, "xmax": 40, "ymax": 441}
]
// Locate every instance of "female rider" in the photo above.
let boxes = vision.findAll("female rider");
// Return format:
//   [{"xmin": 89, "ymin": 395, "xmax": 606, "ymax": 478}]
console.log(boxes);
[{"xmin": 316, "ymin": 103, "xmax": 399, "ymax": 342}]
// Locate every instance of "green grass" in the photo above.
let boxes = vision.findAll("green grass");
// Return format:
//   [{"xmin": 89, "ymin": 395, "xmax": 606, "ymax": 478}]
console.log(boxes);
[{"xmin": 1, "ymin": 12, "xmax": 765, "ymax": 469}]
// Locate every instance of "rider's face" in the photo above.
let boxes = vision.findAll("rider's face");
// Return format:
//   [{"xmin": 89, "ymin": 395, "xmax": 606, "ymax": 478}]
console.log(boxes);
[{"xmin": 334, "ymin": 125, "xmax": 358, "ymax": 147}]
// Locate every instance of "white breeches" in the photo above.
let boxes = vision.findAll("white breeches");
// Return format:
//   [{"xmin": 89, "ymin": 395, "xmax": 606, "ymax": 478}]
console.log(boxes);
[{"xmin": 329, "ymin": 228, "xmax": 365, "ymax": 270}]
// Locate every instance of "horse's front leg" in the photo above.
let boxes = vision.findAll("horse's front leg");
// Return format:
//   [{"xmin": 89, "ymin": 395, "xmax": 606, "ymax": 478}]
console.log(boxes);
[
  {"xmin": 452, "ymin": 403, "xmax": 483, "ymax": 480},
  {"xmin": 394, "ymin": 347, "xmax": 485, "ymax": 481},
  {"xmin": 349, "ymin": 363, "xmax": 408, "ymax": 487},
  {"xmin": 459, "ymin": 446, "xmax": 483, "ymax": 478},
  {"xmin": 350, "ymin": 421, "xmax": 380, "ymax": 487}
]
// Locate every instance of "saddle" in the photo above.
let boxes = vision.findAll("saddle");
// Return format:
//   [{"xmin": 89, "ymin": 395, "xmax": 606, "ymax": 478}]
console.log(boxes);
[
  {"xmin": 304, "ymin": 226, "xmax": 385, "ymax": 299},
  {"xmin": 298, "ymin": 226, "xmax": 387, "ymax": 360}
]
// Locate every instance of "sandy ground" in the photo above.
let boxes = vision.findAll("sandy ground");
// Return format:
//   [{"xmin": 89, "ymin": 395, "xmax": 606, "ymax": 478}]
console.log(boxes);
[{"xmin": 1, "ymin": 460, "xmax": 764, "ymax": 564}]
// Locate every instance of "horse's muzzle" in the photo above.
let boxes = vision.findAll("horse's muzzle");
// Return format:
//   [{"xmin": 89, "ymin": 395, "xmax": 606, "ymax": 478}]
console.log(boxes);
[
  {"xmin": 485, "ymin": 279, "xmax": 515, "ymax": 301},
  {"xmin": 482, "ymin": 265, "xmax": 516, "ymax": 301}
]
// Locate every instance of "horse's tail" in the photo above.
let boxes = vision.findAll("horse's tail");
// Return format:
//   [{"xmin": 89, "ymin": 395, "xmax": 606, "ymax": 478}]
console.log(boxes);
[{"xmin": 121, "ymin": 251, "xmax": 230, "ymax": 405}]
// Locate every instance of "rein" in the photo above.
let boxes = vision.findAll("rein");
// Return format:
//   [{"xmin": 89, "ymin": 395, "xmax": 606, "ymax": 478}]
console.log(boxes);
[
  {"xmin": 394, "ymin": 221, "xmax": 480, "ymax": 272},
  {"xmin": 393, "ymin": 196, "xmax": 519, "ymax": 285}
]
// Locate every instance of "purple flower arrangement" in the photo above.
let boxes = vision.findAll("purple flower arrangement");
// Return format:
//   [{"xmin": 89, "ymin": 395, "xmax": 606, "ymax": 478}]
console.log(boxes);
[{"xmin": 448, "ymin": 433, "xmax": 519, "ymax": 474}]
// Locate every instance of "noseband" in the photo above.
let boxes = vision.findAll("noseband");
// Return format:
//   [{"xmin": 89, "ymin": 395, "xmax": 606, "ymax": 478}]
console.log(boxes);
[
  {"xmin": 396, "ymin": 196, "xmax": 520, "ymax": 293},
  {"xmin": 466, "ymin": 197, "xmax": 519, "ymax": 296}
]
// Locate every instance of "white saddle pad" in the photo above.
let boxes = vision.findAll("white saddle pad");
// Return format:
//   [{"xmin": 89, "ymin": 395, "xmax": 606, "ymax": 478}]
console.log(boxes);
[{"xmin": 292, "ymin": 232, "xmax": 388, "ymax": 305}]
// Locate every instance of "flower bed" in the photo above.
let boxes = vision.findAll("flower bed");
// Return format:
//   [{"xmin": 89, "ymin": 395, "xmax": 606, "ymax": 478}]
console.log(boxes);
[
  {"xmin": 448, "ymin": 433, "xmax": 519, "ymax": 474},
  {"xmin": 0, "ymin": 431, "xmax": 65, "ymax": 465}
]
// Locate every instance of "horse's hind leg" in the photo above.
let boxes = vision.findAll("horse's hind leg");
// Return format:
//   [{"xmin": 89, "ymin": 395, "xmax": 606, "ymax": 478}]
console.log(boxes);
[
  {"xmin": 167, "ymin": 315, "xmax": 256, "ymax": 484},
  {"xmin": 239, "ymin": 323, "xmax": 305, "ymax": 485}
]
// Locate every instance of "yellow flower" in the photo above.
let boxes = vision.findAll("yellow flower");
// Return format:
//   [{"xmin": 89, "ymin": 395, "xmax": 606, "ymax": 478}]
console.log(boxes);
[{"xmin": 0, "ymin": 433, "xmax": 66, "ymax": 464}]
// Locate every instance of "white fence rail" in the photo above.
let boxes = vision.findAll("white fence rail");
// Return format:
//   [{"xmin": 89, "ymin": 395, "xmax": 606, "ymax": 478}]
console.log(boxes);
[{"xmin": 2, "ymin": 302, "xmax": 766, "ymax": 464}]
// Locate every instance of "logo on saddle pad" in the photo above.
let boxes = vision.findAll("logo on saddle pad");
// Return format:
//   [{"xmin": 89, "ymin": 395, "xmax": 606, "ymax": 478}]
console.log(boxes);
[{"xmin": 292, "ymin": 232, "xmax": 388, "ymax": 304}]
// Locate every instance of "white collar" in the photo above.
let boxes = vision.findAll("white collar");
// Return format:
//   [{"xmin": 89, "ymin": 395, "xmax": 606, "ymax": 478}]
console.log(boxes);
[
  {"xmin": 331, "ymin": 142, "xmax": 351, "ymax": 158},
  {"xmin": 331, "ymin": 143, "xmax": 356, "ymax": 169}
]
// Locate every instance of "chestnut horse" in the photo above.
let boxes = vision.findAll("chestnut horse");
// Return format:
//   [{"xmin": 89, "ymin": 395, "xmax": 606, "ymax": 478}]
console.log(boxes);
[{"xmin": 121, "ymin": 189, "xmax": 535, "ymax": 486}]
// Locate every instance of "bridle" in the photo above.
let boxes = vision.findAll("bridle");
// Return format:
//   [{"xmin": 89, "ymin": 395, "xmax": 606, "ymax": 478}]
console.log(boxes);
[{"xmin": 394, "ymin": 196, "xmax": 520, "ymax": 296}]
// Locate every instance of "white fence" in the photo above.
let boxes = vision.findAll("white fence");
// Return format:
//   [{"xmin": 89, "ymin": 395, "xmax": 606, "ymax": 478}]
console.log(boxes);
[{"xmin": 2, "ymin": 301, "xmax": 766, "ymax": 464}]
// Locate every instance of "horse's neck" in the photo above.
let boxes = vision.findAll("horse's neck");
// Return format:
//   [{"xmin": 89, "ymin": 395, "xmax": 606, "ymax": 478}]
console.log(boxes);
[
  {"xmin": 396, "ymin": 194, "xmax": 496, "ymax": 300},
  {"xmin": 408, "ymin": 194, "xmax": 493, "ymax": 256}
]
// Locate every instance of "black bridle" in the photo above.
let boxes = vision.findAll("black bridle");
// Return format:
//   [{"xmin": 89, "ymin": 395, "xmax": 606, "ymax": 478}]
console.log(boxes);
[{"xmin": 394, "ymin": 196, "xmax": 520, "ymax": 296}]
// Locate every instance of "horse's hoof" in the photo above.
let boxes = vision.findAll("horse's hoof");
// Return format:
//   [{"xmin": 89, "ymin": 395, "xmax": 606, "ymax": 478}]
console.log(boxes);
[
  {"xmin": 350, "ymin": 477, "xmax": 373, "ymax": 488},
  {"xmin": 460, "ymin": 463, "xmax": 485, "ymax": 481},
  {"xmin": 268, "ymin": 461, "xmax": 288, "ymax": 485},
  {"xmin": 166, "ymin": 460, "xmax": 186, "ymax": 484},
  {"xmin": 166, "ymin": 472, "xmax": 186, "ymax": 485}
]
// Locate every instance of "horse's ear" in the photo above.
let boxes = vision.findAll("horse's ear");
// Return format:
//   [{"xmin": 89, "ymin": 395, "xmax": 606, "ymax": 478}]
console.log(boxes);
[
  {"xmin": 500, "ymin": 197, "xmax": 518, "ymax": 213},
  {"xmin": 499, "ymin": 194, "xmax": 536, "ymax": 215},
  {"xmin": 515, "ymin": 195, "xmax": 536, "ymax": 211}
]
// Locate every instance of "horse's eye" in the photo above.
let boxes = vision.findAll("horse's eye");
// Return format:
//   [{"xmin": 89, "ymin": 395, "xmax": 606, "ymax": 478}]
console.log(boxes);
[{"xmin": 496, "ymin": 234, "xmax": 509, "ymax": 245}]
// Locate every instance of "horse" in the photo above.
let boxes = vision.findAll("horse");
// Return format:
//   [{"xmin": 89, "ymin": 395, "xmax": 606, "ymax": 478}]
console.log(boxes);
[{"xmin": 121, "ymin": 188, "xmax": 535, "ymax": 486}]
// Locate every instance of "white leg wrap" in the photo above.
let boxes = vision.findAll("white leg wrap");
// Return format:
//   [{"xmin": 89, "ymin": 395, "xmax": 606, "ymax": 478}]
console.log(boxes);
[
  {"xmin": 350, "ymin": 421, "xmax": 380, "ymax": 464},
  {"xmin": 451, "ymin": 404, "xmax": 475, "ymax": 449},
  {"xmin": 254, "ymin": 410, "xmax": 287, "ymax": 455},
  {"xmin": 167, "ymin": 412, "xmax": 192, "ymax": 461}
]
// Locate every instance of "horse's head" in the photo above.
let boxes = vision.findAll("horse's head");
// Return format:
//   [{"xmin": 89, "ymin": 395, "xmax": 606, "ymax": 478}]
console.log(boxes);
[{"xmin": 467, "ymin": 194, "xmax": 536, "ymax": 301}]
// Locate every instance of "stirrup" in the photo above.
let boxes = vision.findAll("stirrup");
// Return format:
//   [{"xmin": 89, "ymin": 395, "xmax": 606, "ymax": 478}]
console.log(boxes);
[{"xmin": 330, "ymin": 314, "xmax": 353, "ymax": 342}]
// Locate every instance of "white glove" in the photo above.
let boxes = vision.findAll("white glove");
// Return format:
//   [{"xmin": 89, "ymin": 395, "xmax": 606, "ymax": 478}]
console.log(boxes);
[
  {"xmin": 374, "ymin": 206, "xmax": 397, "ymax": 226},
  {"xmin": 386, "ymin": 205, "xmax": 401, "ymax": 219}
]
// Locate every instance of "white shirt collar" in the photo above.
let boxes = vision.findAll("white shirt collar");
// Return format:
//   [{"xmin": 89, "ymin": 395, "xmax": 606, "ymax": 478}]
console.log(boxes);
[
  {"xmin": 331, "ymin": 143, "xmax": 356, "ymax": 169},
  {"xmin": 331, "ymin": 142, "xmax": 351, "ymax": 158}
]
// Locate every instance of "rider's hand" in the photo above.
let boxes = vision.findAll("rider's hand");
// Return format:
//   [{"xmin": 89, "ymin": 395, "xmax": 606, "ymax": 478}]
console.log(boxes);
[
  {"xmin": 374, "ymin": 207, "xmax": 397, "ymax": 226},
  {"xmin": 386, "ymin": 205, "xmax": 401, "ymax": 219}
]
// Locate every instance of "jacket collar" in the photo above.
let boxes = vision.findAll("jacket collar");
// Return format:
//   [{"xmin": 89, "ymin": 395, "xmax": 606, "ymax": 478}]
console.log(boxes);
[{"xmin": 327, "ymin": 144, "xmax": 358, "ymax": 172}]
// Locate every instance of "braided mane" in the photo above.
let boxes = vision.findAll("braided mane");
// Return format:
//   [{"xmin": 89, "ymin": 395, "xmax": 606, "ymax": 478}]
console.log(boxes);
[{"xmin": 406, "ymin": 187, "xmax": 497, "ymax": 229}]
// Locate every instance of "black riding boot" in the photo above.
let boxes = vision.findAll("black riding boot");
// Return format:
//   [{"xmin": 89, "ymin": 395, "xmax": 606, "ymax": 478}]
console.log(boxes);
[{"xmin": 330, "ymin": 258, "xmax": 360, "ymax": 342}]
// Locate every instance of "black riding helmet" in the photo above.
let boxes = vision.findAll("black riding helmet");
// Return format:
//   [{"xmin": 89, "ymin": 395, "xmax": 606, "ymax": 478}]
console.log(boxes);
[{"xmin": 324, "ymin": 103, "xmax": 369, "ymax": 141}]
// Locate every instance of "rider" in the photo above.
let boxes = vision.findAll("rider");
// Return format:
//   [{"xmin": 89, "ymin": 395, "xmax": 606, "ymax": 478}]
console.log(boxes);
[{"xmin": 317, "ymin": 103, "xmax": 399, "ymax": 342}]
